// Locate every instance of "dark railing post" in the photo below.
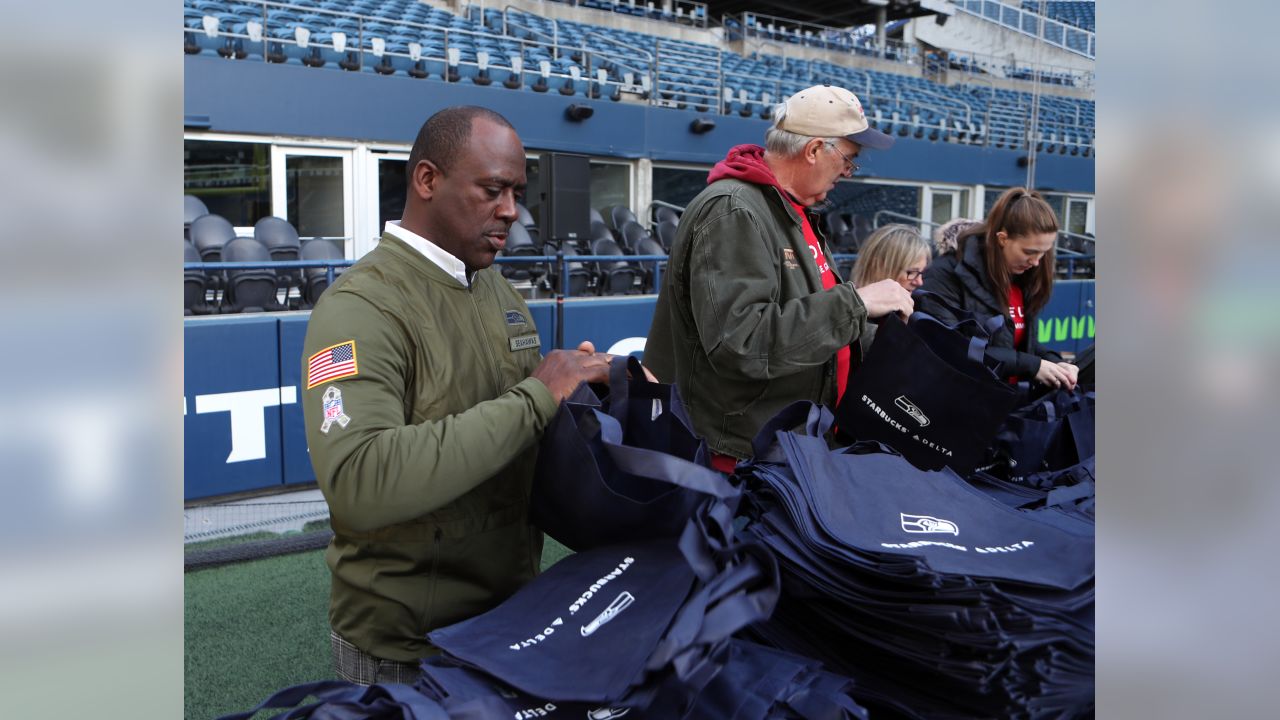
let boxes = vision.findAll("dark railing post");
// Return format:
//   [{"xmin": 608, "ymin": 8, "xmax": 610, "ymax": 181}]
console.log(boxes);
[{"xmin": 555, "ymin": 248, "xmax": 566, "ymax": 349}]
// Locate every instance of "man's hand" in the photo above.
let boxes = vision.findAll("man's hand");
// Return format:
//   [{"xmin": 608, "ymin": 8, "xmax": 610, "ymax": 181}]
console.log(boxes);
[
  {"xmin": 532, "ymin": 345, "xmax": 613, "ymax": 401},
  {"xmin": 576, "ymin": 341, "xmax": 659, "ymax": 382},
  {"xmin": 855, "ymin": 279, "xmax": 914, "ymax": 320}
]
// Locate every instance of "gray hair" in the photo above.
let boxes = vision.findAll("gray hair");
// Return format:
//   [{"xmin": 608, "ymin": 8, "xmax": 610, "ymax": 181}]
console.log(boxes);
[{"xmin": 765, "ymin": 101, "xmax": 833, "ymax": 157}]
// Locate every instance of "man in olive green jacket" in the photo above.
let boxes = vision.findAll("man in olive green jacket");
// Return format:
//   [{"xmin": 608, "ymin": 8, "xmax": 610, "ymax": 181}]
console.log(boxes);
[
  {"xmin": 646, "ymin": 85, "xmax": 914, "ymax": 470},
  {"xmin": 301, "ymin": 107, "xmax": 610, "ymax": 684}
]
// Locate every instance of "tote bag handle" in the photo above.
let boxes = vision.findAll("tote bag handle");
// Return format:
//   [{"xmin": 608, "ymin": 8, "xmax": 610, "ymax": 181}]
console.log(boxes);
[
  {"xmin": 749, "ymin": 401, "xmax": 835, "ymax": 463},
  {"xmin": 587, "ymin": 409, "xmax": 740, "ymax": 501}
]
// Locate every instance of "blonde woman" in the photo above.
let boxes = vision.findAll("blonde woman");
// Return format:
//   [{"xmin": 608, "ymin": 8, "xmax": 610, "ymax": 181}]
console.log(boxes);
[{"xmin": 852, "ymin": 223, "xmax": 932, "ymax": 292}]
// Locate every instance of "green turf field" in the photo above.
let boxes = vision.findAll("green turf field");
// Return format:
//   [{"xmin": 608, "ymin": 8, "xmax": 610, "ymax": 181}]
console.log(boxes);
[{"xmin": 184, "ymin": 536, "xmax": 573, "ymax": 719}]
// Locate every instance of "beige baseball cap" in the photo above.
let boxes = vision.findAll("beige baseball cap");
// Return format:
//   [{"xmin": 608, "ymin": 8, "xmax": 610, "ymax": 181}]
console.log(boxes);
[{"xmin": 775, "ymin": 84, "xmax": 895, "ymax": 150}]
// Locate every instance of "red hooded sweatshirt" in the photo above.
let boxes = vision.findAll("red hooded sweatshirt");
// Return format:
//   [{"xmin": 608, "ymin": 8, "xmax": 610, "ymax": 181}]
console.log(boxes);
[{"xmin": 704, "ymin": 145, "xmax": 851, "ymax": 471}]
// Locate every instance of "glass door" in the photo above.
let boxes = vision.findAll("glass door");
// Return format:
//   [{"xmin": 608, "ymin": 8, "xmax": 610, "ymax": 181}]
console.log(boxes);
[
  {"xmin": 922, "ymin": 186, "xmax": 970, "ymax": 237},
  {"xmin": 359, "ymin": 152, "xmax": 409, "ymax": 259},
  {"xmin": 271, "ymin": 147, "xmax": 354, "ymax": 257}
]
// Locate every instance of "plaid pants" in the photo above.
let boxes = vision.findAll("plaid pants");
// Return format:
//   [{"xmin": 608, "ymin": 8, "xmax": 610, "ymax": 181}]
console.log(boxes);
[{"xmin": 330, "ymin": 630, "xmax": 422, "ymax": 685}]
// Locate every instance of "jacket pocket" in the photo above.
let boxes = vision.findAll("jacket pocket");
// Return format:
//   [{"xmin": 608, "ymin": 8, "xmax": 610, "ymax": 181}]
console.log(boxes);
[{"xmin": 420, "ymin": 527, "xmax": 443, "ymax": 631}]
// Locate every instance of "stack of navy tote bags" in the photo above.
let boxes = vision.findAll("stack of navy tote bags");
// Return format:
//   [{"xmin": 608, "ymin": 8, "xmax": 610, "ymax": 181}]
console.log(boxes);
[
  {"xmin": 738, "ymin": 402, "xmax": 1094, "ymax": 719},
  {"xmin": 421, "ymin": 497, "xmax": 867, "ymax": 718}
]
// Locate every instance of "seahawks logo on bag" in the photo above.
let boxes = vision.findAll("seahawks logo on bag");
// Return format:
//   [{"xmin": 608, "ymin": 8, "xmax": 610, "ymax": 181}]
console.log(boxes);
[
  {"xmin": 587, "ymin": 709, "xmax": 631, "ymax": 719},
  {"xmin": 894, "ymin": 395, "xmax": 930, "ymax": 427},
  {"xmin": 900, "ymin": 513, "xmax": 959, "ymax": 535}
]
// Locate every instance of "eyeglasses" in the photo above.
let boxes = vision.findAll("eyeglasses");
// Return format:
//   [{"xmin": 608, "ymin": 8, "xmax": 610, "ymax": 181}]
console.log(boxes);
[
  {"xmin": 824, "ymin": 141, "xmax": 859, "ymax": 176},
  {"xmin": 901, "ymin": 269, "xmax": 925, "ymax": 280}
]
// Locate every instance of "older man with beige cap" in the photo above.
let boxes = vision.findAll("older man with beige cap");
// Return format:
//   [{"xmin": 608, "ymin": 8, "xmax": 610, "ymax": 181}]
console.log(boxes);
[{"xmin": 645, "ymin": 84, "xmax": 913, "ymax": 471}]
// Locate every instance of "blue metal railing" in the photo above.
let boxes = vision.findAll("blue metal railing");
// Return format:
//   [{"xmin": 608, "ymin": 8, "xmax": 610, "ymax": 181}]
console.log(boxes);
[
  {"xmin": 185, "ymin": 259, "xmax": 357, "ymax": 286},
  {"xmin": 184, "ymin": 254, "xmax": 673, "ymax": 297},
  {"xmin": 186, "ymin": 250, "xmax": 1093, "ymax": 299}
]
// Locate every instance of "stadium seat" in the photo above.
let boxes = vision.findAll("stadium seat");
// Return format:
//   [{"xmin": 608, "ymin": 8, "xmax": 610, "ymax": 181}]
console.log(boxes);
[
  {"xmin": 589, "ymin": 207, "xmax": 605, "ymax": 226},
  {"xmin": 299, "ymin": 237, "xmax": 344, "ymax": 308},
  {"xmin": 634, "ymin": 235, "xmax": 667, "ymax": 292},
  {"xmin": 497, "ymin": 222, "xmax": 547, "ymax": 284},
  {"xmin": 852, "ymin": 215, "xmax": 874, "ymax": 247},
  {"xmin": 618, "ymin": 220, "xmax": 648, "ymax": 254},
  {"xmin": 652, "ymin": 205, "xmax": 680, "ymax": 227},
  {"xmin": 606, "ymin": 205, "xmax": 638, "ymax": 234},
  {"xmin": 589, "ymin": 219, "xmax": 614, "ymax": 244},
  {"xmin": 822, "ymin": 212, "xmax": 858, "ymax": 251},
  {"xmin": 190, "ymin": 213, "xmax": 237, "ymax": 263},
  {"xmin": 184, "ymin": 195, "xmax": 209, "ymax": 236},
  {"xmin": 655, "ymin": 219, "xmax": 678, "ymax": 251},
  {"xmin": 589, "ymin": 237, "xmax": 640, "ymax": 295},
  {"xmin": 221, "ymin": 238, "xmax": 286, "ymax": 313},
  {"xmin": 184, "ymin": 240, "xmax": 213, "ymax": 315},
  {"xmin": 516, "ymin": 202, "xmax": 536, "ymax": 229},
  {"xmin": 254, "ymin": 216, "xmax": 303, "ymax": 296}
]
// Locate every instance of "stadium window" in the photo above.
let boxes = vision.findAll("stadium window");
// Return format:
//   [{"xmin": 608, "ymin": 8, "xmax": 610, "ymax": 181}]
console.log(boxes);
[
  {"xmin": 283, "ymin": 154, "xmax": 347, "ymax": 238},
  {"xmin": 522, "ymin": 156, "xmax": 633, "ymax": 220},
  {"xmin": 652, "ymin": 165, "xmax": 712, "ymax": 210},
  {"xmin": 375, "ymin": 156, "xmax": 408, "ymax": 234},
  {"xmin": 824, "ymin": 179, "xmax": 924, "ymax": 231},
  {"xmin": 184, "ymin": 140, "xmax": 272, "ymax": 227},
  {"xmin": 522, "ymin": 155, "xmax": 542, "ymax": 219},
  {"xmin": 1066, "ymin": 197, "xmax": 1093, "ymax": 236},
  {"xmin": 589, "ymin": 161, "xmax": 632, "ymax": 213}
]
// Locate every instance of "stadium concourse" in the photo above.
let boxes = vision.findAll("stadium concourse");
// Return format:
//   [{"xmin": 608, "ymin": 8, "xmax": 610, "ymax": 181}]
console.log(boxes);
[{"xmin": 183, "ymin": 0, "xmax": 1096, "ymax": 717}]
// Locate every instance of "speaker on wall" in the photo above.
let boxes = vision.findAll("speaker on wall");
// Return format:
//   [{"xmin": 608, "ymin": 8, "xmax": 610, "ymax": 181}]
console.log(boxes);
[{"xmin": 538, "ymin": 152, "xmax": 591, "ymax": 245}]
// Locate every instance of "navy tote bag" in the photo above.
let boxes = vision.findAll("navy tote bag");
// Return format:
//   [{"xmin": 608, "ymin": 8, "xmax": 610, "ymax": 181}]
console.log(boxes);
[
  {"xmin": 835, "ymin": 308, "xmax": 1017, "ymax": 475},
  {"xmin": 533, "ymin": 356, "xmax": 740, "ymax": 551},
  {"xmin": 985, "ymin": 387, "xmax": 1095, "ymax": 479},
  {"xmin": 427, "ymin": 512, "xmax": 779, "ymax": 708},
  {"xmin": 219, "ymin": 681, "xmax": 447, "ymax": 720}
]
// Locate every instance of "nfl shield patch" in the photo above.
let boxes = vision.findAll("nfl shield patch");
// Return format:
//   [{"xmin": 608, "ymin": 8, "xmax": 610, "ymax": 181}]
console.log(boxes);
[{"xmin": 320, "ymin": 386, "xmax": 351, "ymax": 434}]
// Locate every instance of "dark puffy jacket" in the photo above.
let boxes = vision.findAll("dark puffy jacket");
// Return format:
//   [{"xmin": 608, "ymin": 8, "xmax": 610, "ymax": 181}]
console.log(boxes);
[{"xmin": 918, "ymin": 233, "xmax": 1062, "ymax": 378}]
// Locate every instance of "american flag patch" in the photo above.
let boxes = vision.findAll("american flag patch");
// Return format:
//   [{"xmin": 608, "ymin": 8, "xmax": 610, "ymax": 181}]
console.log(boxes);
[{"xmin": 307, "ymin": 340, "xmax": 358, "ymax": 389}]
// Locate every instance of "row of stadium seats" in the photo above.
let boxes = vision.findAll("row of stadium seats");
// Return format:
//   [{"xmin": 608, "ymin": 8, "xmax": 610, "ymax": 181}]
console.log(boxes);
[
  {"xmin": 183, "ymin": 195, "xmax": 676, "ymax": 306},
  {"xmin": 185, "ymin": 196, "xmax": 344, "ymax": 314},
  {"xmin": 723, "ymin": 14, "xmax": 913, "ymax": 61},
  {"xmin": 499, "ymin": 203, "xmax": 676, "ymax": 296},
  {"xmin": 480, "ymin": 0, "xmax": 708, "ymax": 28},
  {"xmin": 182, "ymin": 0, "xmax": 1093, "ymax": 151}
]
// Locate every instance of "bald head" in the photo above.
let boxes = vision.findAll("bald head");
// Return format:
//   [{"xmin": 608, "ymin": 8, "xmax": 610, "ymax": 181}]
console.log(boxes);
[{"xmin": 401, "ymin": 107, "xmax": 527, "ymax": 274}]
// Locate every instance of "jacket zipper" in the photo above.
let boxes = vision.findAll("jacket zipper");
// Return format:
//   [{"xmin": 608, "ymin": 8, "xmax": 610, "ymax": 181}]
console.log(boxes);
[
  {"xmin": 422, "ymin": 527, "xmax": 443, "ymax": 631},
  {"xmin": 468, "ymin": 287, "xmax": 505, "ymax": 395}
]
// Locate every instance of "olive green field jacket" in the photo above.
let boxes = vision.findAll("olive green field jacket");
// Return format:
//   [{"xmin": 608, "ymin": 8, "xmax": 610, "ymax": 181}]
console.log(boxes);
[
  {"xmin": 301, "ymin": 233, "xmax": 557, "ymax": 662},
  {"xmin": 645, "ymin": 179, "xmax": 871, "ymax": 459}
]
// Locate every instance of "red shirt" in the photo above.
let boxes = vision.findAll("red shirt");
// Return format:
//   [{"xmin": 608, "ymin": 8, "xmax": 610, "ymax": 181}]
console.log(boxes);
[
  {"xmin": 711, "ymin": 201, "xmax": 849, "ymax": 475},
  {"xmin": 788, "ymin": 199, "xmax": 851, "ymax": 407},
  {"xmin": 1009, "ymin": 284, "xmax": 1027, "ymax": 349}
]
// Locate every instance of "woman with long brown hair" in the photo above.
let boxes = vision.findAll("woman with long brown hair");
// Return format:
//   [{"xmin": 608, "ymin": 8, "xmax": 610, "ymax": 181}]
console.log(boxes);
[{"xmin": 917, "ymin": 187, "xmax": 1079, "ymax": 389}]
